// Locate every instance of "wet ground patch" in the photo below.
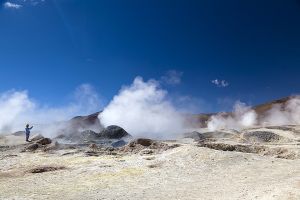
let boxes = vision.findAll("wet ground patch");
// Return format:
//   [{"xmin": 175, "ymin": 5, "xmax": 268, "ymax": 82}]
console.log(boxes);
[{"xmin": 27, "ymin": 166, "xmax": 66, "ymax": 174}]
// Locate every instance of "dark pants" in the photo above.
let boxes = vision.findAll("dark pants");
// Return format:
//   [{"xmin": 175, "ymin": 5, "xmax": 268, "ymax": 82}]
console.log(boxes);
[{"xmin": 26, "ymin": 133, "xmax": 30, "ymax": 141}]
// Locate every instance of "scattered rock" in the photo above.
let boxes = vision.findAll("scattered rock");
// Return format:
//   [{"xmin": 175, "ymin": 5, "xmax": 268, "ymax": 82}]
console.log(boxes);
[
  {"xmin": 31, "ymin": 134, "xmax": 45, "ymax": 142},
  {"xmin": 25, "ymin": 143, "xmax": 39, "ymax": 151},
  {"xmin": 130, "ymin": 138, "xmax": 153, "ymax": 147},
  {"xmin": 36, "ymin": 138, "xmax": 52, "ymax": 145},
  {"xmin": 99, "ymin": 125, "xmax": 130, "ymax": 139}
]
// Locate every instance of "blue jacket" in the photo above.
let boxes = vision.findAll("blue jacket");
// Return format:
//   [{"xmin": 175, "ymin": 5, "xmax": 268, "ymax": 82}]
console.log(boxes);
[{"xmin": 25, "ymin": 127, "xmax": 33, "ymax": 134}]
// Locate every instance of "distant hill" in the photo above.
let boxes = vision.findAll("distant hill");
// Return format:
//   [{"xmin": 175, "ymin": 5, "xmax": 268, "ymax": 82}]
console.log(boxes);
[
  {"xmin": 190, "ymin": 96, "xmax": 295, "ymax": 127},
  {"xmin": 253, "ymin": 96, "xmax": 292, "ymax": 116},
  {"xmin": 69, "ymin": 112, "xmax": 103, "ymax": 132},
  {"xmin": 70, "ymin": 96, "xmax": 296, "ymax": 129}
]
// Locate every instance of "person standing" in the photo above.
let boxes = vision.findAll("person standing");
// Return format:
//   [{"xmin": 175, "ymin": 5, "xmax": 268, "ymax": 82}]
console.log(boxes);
[{"xmin": 25, "ymin": 124, "xmax": 33, "ymax": 142}]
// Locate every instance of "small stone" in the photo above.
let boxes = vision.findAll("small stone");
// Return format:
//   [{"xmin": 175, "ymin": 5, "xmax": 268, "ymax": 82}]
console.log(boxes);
[
  {"xmin": 135, "ymin": 138, "xmax": 153, "ymax": 146},
  {"xmin": 36, "ymin": 138, "xmax": 52, "ymax": 145},
  {"xmin": 31, "ymin": 134, "xmax": 45, "ymax": 142},
  {"xmin": 26, "ymin": 143, "xmax": 39, "ymax": 151}
]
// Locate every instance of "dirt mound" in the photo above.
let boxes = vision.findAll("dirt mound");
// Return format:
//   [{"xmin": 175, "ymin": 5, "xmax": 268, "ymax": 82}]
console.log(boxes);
[
  {"xmin": 119, "ymin": 139, "xmax": 180, "ymax": 154},
  {"xmin": 99, "ymin": 125, "xmax": 131, "ymax": 139},
  {"xmin": 199, "ymin": 142, "xmax": 299, "ymax": 160},
  {"xmin": 183, "ymin": 131, "xmax": 206, "ymax": 140},
  {"xmin": 199, "ymin": 143, "xmax": 265, "ymax": 154},
  {"xmin": 242, "ymin": 131, "xmax": 286, "ymax": 143},
  {"xmin": 55, "ymin": 125, "xmax": 131, "ymax": 144}
]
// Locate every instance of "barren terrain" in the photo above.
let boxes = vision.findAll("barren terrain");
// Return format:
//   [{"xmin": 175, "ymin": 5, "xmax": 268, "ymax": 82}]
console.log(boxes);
[{"xmin": 0, "ymin": 125, "xmax": 300, "ymax": 200}]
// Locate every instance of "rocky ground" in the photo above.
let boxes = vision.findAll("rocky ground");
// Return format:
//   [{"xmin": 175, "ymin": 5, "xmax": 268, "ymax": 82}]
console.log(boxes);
[{"xmin": 0, "ymin": 125, "xmax": 300, "ymax": 200}]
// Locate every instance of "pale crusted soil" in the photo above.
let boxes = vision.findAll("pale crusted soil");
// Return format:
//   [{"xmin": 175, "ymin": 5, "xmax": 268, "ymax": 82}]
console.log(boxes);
[{"xmin": 0, "ymin": 141, "xmax": 299, "ymax": 200}]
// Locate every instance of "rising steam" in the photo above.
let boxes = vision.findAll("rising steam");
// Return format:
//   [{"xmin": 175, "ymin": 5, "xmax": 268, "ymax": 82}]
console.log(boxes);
[
  {"xmin": 208, "ymin": 101, "xmax": 257, "ymax": 131},
  {"xmin": 0, "ymin": 84, "xmax": 102, "ymax": 136},
  {"xmin": 207, "ymin": 96, "xmax": 300, "ymax": 131},
  {"xmin": 2, "ymin": 75, "xmax": 300, "ymax": 139},
  {"xmin": 99, "ymin": 77, "xmax": 186, "ymax": 139}
]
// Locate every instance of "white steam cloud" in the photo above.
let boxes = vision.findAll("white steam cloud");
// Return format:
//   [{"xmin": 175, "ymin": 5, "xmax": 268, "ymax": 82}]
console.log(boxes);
[
  {"xmin": 3, "ymin": 74, "xmax": 300, "ymax": 140},
  {"xmin": 208, "ymin": 101, "xmax": 257, "ymax": 131},
  {"xmin": 0, "ymin": 84, "xmax": 102, "ymax": 136},
  {"xmin": 0, "ymin": 90, "xmax": 34, "ymax": 132},
  {"xmin": 262, "ymin": 97, "xmax": 300, "ymax": 126},
  {"xmin": 99, "ymin": 77, "xmax": 186, "ymax": 139},
  {"xmin": 208, "ymin": 96, "xmax": 300, "ymax": 131}
]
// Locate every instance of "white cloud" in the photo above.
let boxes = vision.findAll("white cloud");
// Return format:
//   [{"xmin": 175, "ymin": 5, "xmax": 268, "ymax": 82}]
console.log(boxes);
[
  {"xmin": 3, "ymin": 0, "xmax": 46, "ymax": 9},
  {"xmin": 4, "ymin": 2, "xmax": 22, "ymax": 9},
  {"xmin": 211, "ymin": 79, "xmax": 229, "ymax": 87},
  {"xmin": 161, "ymin": 70, "xmax": 183, "ymax": 85}
]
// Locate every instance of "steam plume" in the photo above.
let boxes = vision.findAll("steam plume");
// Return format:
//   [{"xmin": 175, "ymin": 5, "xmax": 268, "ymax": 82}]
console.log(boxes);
[
  {"xmin": 0, "ymin": 84, "xmax": 102, "ymax": 136},
  {"xmin": 99, "ymin": 77, "xmax": 186, "ymax": 139},
  {"xmin": 208, "ymin": 96, "xmax": 300, "ymax": 131}
]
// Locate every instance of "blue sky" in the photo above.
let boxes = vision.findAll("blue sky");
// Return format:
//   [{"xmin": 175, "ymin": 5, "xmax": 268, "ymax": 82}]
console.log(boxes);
[{"xmin": 1, "ymin": 0, "xmax": 300, "ymax": 113}]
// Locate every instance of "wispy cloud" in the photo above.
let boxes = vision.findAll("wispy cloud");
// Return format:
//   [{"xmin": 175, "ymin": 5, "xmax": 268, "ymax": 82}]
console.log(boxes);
[
  {"xmin": 161, "ymin": 70, "xmax": 183, "ymax": 85},
  {"xmin": 3, "ymin": 0, "xmax": 45, "ymax": 9},
  {"xmin": 4, "ymin": 2, "xmax": 22, "ymax": 9},
  {"xmin": 211, "ymin": 79, "xmax": 229, "ymax": 88}
]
